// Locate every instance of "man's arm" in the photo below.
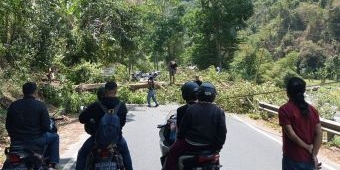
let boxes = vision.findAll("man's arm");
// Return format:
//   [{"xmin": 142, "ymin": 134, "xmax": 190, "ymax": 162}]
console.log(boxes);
[
  {"xmin": 214, "ymin": 111, "xmax": 227, "ymax": 151},
  {"xmin": 119, "ymin": 103, "xmax": 128, "ymax": 128},
  {"xmin": 282, "ymin": 125, "xmax": 313, "ymax": 153},
  {"xmin": 79, "ymin": 104, "xmax": 94, "ymax": 124},
  {"xmin": 5, "ymin": 105, "xmax": 13, "ymax": 133},
  {"xmin": 177, "ymin": 110, "xmax": 192, "ymax": 139},
  {"xmin": 312, "ymin": 123, "xmax": 322, "ymax": 169},
  {"xmin": 40, "ymin": 103, "xmax": 51, "ymax": 132},
  {"xmin": 312, "ymin": 123, "xmax": 322, "ymax": 155}
]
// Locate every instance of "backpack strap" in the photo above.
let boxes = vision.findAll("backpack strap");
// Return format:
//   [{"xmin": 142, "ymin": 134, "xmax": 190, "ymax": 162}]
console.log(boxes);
[{"xmin": 98, "ymin": 101, "xmax": 121, "ymax": 115}]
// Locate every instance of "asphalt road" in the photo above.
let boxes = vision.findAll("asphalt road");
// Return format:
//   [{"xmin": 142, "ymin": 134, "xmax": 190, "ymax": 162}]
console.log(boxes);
[{"xmin": 60, "ymin": 104, "xmax": 340, "ymax": 170}]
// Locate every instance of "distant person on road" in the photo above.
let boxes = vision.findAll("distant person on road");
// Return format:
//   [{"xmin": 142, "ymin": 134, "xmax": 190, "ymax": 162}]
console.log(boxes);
[
  {"xmin": 279, "ymin": 77, "xmax": 322, "ymax": 170},
  {"xmin": 169, "ymin": 60, "xmax": 178, "ymax": 85},
  {"xmin": 164, "ymin": 82, "xmax": 227, "ymax": 170},
  {"xmin": 147, "ymin": 76, "xmax": 159, "ymax": 107},
  {"xmin": 194, "ymin": 75, "xmax": 202, "ymax": 86},
  {"xmin": 6, "ymin": 82, "xmax": 60, "ymax": 170},
  {"xmin": 76, "ymin": 81, "xmax": 133, "ymax": 170}
]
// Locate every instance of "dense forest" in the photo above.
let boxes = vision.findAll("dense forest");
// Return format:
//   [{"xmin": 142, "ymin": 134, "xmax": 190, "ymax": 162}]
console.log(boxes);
[{"xmin": 0, "ymin": 0, "xmax": 339, "ymax": 114}]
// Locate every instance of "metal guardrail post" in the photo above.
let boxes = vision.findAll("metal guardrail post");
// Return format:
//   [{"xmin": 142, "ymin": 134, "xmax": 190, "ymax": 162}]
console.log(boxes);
[{"xmin": 258, "ymin": 101, "xmax": 340, "ymax": 142}]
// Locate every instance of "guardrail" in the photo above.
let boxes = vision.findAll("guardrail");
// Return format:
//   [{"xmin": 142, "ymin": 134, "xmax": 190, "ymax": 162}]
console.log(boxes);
[{"xmin": 259, "ymin": 101, "xmax": 340, "ymax": 141}]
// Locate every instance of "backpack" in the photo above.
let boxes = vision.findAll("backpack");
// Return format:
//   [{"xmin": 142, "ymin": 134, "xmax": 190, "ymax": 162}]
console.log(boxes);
[{"xmin": 95, "ymin": 102, "xmax": 122, "ymax": 148}]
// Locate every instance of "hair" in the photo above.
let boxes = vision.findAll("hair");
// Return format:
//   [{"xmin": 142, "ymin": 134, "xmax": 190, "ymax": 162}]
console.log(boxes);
[
  {"xmin": 23, "ymin": 82, "xmax": 37, "ymax": 96},
  {"xmin": 286, "ymin": 77, "xmax": 309, "ymax": 117},
  {"xmin": 105, "ymin": 81, "xmax": 117, "ymax": 91}
]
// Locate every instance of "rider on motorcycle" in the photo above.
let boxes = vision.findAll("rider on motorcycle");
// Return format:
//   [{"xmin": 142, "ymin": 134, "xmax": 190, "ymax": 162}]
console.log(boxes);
[
  {"xmin": 5, "ymin": 82, "xmax": 60, "ymax": 170},
  {"xmin": 177, "ymin": 81, "xmax": 199, "ymax": 128},
  {"xmin": 164, "ymin": 82, "xmax": 227, "ymax": 170},
  {"xmin": 76, "ymin": 81, "xmax": 133, "ymax": 170}
]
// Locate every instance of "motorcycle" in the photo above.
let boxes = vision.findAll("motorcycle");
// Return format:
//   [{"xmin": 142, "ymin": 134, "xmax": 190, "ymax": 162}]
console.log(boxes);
[
  {"xmin": 131, "ymin": 70, "xmax": 161, "ymax": 82},
  {"xmin": 157, "ymin": 111, "xmax": 222, "ymax": 170},
  {"xmin": 85, "ymin": 144, "xmax": 124, "ymax": 170},
  {"xmin": 1, "ymin": 116, "xmax": 64, "ymax": 170}
]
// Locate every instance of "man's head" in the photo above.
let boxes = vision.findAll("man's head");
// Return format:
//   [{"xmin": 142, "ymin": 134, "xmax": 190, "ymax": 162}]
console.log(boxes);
[
  {"xmin": 23, "ymin": 82, "xmax": 38, "ymax": 97},
  {"xmin": 195, "ymin": 75, "xmax": 200, "ymax": 80},
  {"xmin": 181, "ymin": 81, "xmax": 199, "ymax": 102},
  {"xmin": 105, "ymin": 81, "xmax": 117, "ymax": 97},
  {"xmin": 197, "ymin": 82, "xmax": 216, "ymax": 103}
]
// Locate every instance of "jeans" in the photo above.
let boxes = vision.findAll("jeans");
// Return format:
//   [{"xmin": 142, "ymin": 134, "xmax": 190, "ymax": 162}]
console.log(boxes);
[
  {"xmin": 11, "ymin": 132, "xmax": 60, "ymax": 164},
  {"xmin": 76, "ymin": 136, "xmax": 133, "ymax": 170},
  {"xmin": 147, "ymin": 90, "xmax": 158, "ymax": 106},
  {"xmin": 282, "ymin": 156, "xmax": 314, "ymax": 170}
]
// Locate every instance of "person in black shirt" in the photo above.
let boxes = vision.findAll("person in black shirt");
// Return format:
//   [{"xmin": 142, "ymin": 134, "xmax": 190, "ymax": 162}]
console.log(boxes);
[
  {"xmin": 6, "ymin": 82, "xmax": 60, "ymax": 169},
  {"xmin": 164, "ymin": 82, "xmax": 227, "ymax": 170},
  {"xmin": 76, "ymin": 82, "xmax": 133, "ymax": 170}
]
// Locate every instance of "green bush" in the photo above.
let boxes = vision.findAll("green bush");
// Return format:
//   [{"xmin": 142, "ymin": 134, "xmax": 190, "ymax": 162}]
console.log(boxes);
[
  {"xmin": 40, "ymin": 84, "xmax": 63, "ymax": 106},
  {"xmin": 329, "ymin": 136, "xmax": 340, "ymax": 147},
  {"xmin": 65, "ymin": 62, "xmax": 104, "ymax": 85},
  {"xmin": 62, "ymin": 91, "xmax": 96, "ymax": 114},
  {"xmin": 117, "ymin": 85, "xmax": 146, "ymax": 104}
]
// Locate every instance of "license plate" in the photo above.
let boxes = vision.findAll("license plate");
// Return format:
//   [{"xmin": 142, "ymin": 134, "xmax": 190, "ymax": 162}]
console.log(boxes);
[{"xmin": 94, "ymin": 161, "xmax": 117, "ymax": 170}]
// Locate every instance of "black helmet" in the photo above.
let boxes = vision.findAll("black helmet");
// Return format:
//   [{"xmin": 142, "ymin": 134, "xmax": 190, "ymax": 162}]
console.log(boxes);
[
  {"xmin": 197, "ymin": 82, "xmax": 216, "ymax": 102},
  {"xmin": 181, "ymin": 81, "xmax": 199, "ymax": 101}
]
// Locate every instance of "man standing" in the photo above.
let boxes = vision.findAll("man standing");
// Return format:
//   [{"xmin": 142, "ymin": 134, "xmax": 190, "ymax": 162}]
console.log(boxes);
[
  {"xmin": 76, "ymin": 81, "xmax": 133, "ymax": 170},
  {"xmin": 194, "ymin": 75, "xmax": 202, "ymax": 86},
  {"xmin": 147, "ymin": 76, "xmax": 159, "ymax": 107},
  {"xmin": 168, "ymin": 60, "xmax": 178, "ymax": 85},
  {"xmin": 6, "ymin": 82, "xmax": 60, "ymax": 170}
]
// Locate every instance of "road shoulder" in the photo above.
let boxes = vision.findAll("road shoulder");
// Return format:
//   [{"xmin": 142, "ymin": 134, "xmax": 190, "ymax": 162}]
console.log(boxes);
[{"xmin": 234, "ymin": 114, "xmax": 340, "ymax": 169}]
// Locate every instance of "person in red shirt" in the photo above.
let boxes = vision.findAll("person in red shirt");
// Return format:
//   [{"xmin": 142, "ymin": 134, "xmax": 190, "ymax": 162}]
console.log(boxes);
[{"xmin": 279, "ymin": 77, "xmax": 322, "ymax": 170}]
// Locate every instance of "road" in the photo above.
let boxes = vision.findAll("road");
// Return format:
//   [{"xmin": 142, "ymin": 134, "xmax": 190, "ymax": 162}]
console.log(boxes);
[{"xmin": 60, "ymin": 104, "xmax": 340, "ymax": 170}]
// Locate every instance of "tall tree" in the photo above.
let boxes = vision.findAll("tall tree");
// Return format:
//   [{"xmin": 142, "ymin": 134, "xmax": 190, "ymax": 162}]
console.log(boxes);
[{"xmin": 191, "ymin": 0, "xmax": 254, "ymax": 70}]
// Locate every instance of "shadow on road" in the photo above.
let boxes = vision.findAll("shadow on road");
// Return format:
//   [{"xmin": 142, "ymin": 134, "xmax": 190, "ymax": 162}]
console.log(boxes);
[{"xmin": 126, "ymin": 113, "xmax": 136, "ymax": 122}]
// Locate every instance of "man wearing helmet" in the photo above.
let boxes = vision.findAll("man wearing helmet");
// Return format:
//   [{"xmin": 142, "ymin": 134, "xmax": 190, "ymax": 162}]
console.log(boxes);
[
  {"xmin": 164, "ymin": 82, "xmax": 227, "ymax": 170},
  {"xmin": 176, "ymin": 81, "xmax": 199, "ymax": 128}
]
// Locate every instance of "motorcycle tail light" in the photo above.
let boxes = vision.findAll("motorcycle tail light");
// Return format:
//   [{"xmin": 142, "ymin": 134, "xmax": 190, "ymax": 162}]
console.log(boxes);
[
  {"xmin": 8, "ymin": 154, "xmax": 21, "ymax": 163},
  {"xmin": 197, "ymin": 154, "xmax": 219, "ymax": 164}
]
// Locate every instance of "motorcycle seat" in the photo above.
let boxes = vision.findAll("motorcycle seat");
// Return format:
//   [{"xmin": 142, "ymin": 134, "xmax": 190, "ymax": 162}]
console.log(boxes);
[{"xmin": 9, "ymin": 143, "xmax": 46, "ymax": 155}]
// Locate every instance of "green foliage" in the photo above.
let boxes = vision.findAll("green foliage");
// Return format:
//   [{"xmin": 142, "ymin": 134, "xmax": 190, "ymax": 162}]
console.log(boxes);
[
  {"xmin": 309, "ymin": 85, "xmax": 339, "ymax": 120},
  {"xmin": 191, "ymin": 0, "xmax": 254, "ymax": 70},
  {"xmin": 63, "ymin": 91, "xmax": 96, "ymax": 114},
  {"xmin": 114, "ymin": 64, "xmax": 130, "ymax": 83},
  {"xmin": 40, "ymin": 84, "xmax": 63, "ymax": 106},
  {"xmin": 65, "ymin": 62, "xmax": 104, "ymax": 85},
  {"xmin": 216, "ymin": 80, "xmax": 286, "ymax": 114},
  {"xmin": 117, "ymin": 85, "xmax": 146, "ymax": 104},
  {"xmin": 329, "ymin": 135, "xmax": 340, "ymax": 147},
  {"xmin": 262, "ymin": 51, "xmax": 300, "ymax": 87}
]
